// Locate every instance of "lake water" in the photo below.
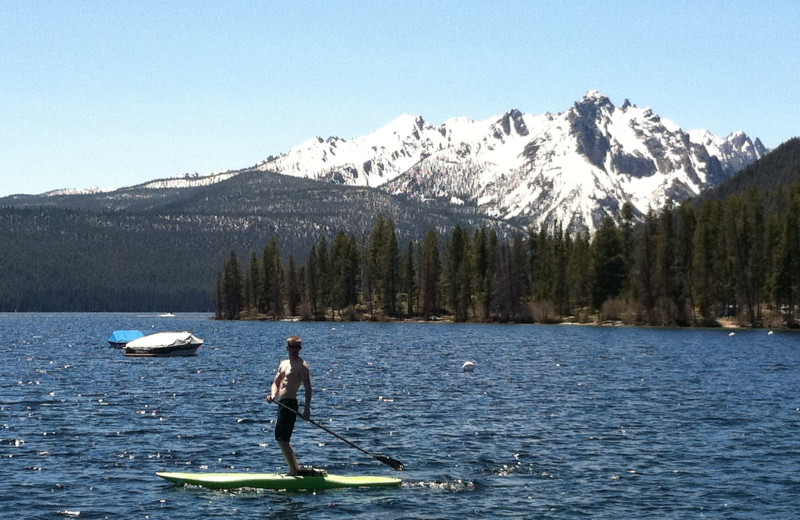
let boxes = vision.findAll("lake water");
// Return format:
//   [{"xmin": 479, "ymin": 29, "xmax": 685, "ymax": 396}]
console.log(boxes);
[{"xmin": 1, "ymin": 314, "xmax": 799, "ymax": 519}]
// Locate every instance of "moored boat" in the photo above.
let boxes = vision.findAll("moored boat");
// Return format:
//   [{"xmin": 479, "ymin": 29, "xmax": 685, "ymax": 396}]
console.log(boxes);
[
  {"xmin": 123, "ymin": 331, "xmax": 203, "ymax": 357},
  {"xmin": 108, "ymin": 330, "xmax": 145, "ymax": 348}
]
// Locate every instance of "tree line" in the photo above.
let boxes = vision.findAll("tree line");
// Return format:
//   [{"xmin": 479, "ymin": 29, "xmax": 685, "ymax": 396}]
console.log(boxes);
[{"xmin": 215, "ymin": 180, "xmax": 800, "ymax": 328}]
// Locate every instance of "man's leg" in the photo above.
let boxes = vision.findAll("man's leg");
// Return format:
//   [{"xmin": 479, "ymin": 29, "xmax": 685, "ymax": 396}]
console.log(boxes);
[{"xmin": 278, "ymin": 440, "xmax": 300, "ymax": 475}]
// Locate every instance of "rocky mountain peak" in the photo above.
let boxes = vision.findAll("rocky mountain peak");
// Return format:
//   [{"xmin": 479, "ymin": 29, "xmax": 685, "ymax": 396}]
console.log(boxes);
[{"xmin": 256, "ymin": 92, "xmax": 766, "ymax": 233}]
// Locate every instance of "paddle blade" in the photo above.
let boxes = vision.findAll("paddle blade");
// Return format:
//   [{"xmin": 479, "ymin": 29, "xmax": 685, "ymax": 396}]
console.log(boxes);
[{"xmin": 376, "ymin": 454, "xmax": 405, "ymax": 471}]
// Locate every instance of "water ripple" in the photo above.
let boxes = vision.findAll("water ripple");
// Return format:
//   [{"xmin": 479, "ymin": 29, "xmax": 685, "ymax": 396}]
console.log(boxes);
[{"xmin": 1, "ymin": 315, "xmax": 799, "ymax": 518}]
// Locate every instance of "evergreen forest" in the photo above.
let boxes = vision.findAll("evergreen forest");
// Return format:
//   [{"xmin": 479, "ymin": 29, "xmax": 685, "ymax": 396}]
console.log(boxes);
[
  {"xmin": 3, "ymin": 138, "xmax": 799, "ymax": 323},
  {"xmin": 215, "ymin": 162, "xmax": 800, "ymax": 328}
]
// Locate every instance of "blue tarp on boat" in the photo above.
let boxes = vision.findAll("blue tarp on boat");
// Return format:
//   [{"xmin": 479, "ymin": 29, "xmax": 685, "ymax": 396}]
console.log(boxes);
[{"xmin": 108, "ymin": 330, "xmax": 145, "ymax": 346}]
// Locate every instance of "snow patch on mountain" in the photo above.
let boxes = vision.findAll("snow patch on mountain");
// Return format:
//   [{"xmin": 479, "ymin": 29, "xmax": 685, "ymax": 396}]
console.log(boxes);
[
  {"xmin": 136, "ymin": 171, "xmax": 237, "ymax": 190},
  {"xmin": 43, "ymin": 187, "xmax": 115, "ymax": 197},
  {"xmin": 258, "ymin": 91, "xmax": 767, "ymax": 233}
]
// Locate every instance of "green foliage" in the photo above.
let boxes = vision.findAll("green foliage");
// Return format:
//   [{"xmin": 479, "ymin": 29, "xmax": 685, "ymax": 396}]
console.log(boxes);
[
  {"xmin": 4, "ymin": 139, "xmax": 800, "ymax": 324},
  {"xmin": 591, "ymin": 218, "xmax": 627, "ymax": 311},
  {"xmin": 215, "ymin": 168, "xmax": 800, "ymax": 326},
  {"xmin": 331, "ymin": 231, "xmax": 359, "ymax": 316},
  {"xmin": 0, "ymin": 207, "xmax": 219, "ymax": 311},
  {"xmin": 420, "ymin": 228, "xmax": 441, "ymax": 319},
  {"xmin": 444, "ymin": 226, "xmax": 472, "ymax": 322},
  {"xmin": 0, "ymin": 169, "xmax": 516, "ymax": 312},
  {"xmin": 286, "ymin": 255, "xmax": 301, "ymax": 316},
  {"xmin": 217, "ymin": 250, "xmax": 243, "ymax": 319}
]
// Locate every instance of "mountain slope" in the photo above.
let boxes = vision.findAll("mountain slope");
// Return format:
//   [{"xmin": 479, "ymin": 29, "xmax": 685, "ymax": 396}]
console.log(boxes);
[
  {"xmin": 257, "ymin": 91, "xmax": 766, "ymax": 232},
  {"xmin": 0, "ymin": 170, "xmax": 520, "ymax": 311},
  {"xmin": 696, "ymin": 137, "xmax": 800, "ymax": 212}
]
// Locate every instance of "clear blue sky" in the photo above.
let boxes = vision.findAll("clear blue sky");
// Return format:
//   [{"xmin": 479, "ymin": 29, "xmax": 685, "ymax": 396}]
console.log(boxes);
[{"xmin": 2, "ymin": 1, "xmax": 798, "ymax": 196}]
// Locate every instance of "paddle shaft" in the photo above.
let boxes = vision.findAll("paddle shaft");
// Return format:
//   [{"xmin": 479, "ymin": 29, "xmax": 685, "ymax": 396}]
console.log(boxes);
[{"xmin": 274, "ymin": 399, "xmax": 404, "ymax": 471}]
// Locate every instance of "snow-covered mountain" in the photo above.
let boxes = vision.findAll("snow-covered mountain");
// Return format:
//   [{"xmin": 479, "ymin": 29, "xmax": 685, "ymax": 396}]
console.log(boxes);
[{"xmin": 257, "ymin": 91, "xmax": 766, "ymax": 233}]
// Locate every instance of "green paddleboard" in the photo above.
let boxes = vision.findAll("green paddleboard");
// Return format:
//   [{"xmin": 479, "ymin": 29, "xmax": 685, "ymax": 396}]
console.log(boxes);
[{"xmin": 156, "ymin": 471, "xmax": 402, "ymax": 491}]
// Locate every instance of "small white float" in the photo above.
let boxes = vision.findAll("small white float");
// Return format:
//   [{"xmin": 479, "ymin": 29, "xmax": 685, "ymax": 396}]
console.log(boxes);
[{"xmin": 462, "ymin": 361, "xmax": 476, "ymax": 372}]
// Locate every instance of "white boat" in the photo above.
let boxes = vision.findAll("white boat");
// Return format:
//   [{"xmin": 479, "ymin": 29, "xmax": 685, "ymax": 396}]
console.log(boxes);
[{"xmin": 123, "ymin": 331, "xmax": 203, "ymax": 357}]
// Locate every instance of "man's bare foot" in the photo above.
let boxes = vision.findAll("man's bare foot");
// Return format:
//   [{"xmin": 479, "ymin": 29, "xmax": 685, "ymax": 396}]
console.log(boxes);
[{"xmin": 296, "ymin": 466, "xmax": 328, "ymax": 477}]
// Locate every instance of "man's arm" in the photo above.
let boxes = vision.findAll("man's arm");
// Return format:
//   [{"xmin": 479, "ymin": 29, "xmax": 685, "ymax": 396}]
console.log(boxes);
[
  {"xmin": 267, "ymin": 364, "xmax": 284, "ymax": 402},
  {"xmin": 302, "ymin": 362, "xmax": 312, "ymax": 420}
]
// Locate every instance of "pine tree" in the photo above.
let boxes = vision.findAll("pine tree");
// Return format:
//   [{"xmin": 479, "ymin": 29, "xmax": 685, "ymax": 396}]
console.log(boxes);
[
  {"xmin": 262, "ymin": 237, "xmax": 284, "ymax": 319},
  {"xmin": 552, "ymin": 225, "xmax": 568, "ymax": 318},
  {"xmin": 359, "ymin": 235, "xmax": 374, "ymax": 316},
  {"xmin": 765, "ymin": 212, "xmax": 784, "ymax": 318},
  {"xmin": 331, "ymin": 231, "xmax": 359, "ymax": 316},
  {"xmin": 401, "ymin": 240, "xmax": 416, "ymax": 317},
  {"xmin": 493, "ymin": 239, "xmax": 511, "ymax": 321},
  {"xmin": 619, "ymin": 202, "xmax": 636, "ymax": 295},
  {"xmin": 347, "ymin": 234, "xmax": 360, "ymax": 309},
  {"xmin": 712, "ymin": 201, "xmax": 735, "ymax": 319},
  {"xmin": 530, "ymin": 226, "xmax": 553, "ymax": 302},
  {"xmin": 306, "ymin": 244, "xmax": 320, "ymax": 319},
  {"xmin": 444, "ymin": 226, "xmax": 472, "ymax": 321},
  {"xmin": 726, "ymin": 195, "xmax": 757, "ymax": 325},
  {"xmin": 246, "ymin": 250, "xmax": 261, "ymax": 312},
  {"xmin": 472, "ymin": 227, "xmax": 498, "ymax": 321},
  {"xmin": 473, "ymin": 228, "xmax": 490, "ymax": 320},
  {"xmin": 368, "ymin": 215, "xmax": 387, "ymax": 315},
  {"xmin": 592, "ymin": 218, "xmax": 626, "ymax": 311},
  {"xmin": 511, "ymin": 232, "xmax": 529, "ymax": 321},
  {"xmin": 297, "ymin": 265, "xmax": 309, "ymax": 318},
  {"xmin": 655, "ymin": 203, "xmax": 677, "ymax": 325},
  {"xmin": 486, "ymin": 228, "xmax": 498, "ymax": 319},
  {"xmin": 693, "ymin": 201, "xmax": 716, "ymax": 324},
  {"xmin": 566, "ymin": 230, "xmax": 592, "ymax": 316},
  {"xmin": 383, "ymin": 220, "xmax": 400, "ymax": 316},
  {"xmin": 331, "ymin": 231, "xmax": 347, "ymax": 316},
  {"xmin": 420, "ymin": 228, "xmax": 440, "ymax": 319},
  {"xmin": 675, "ymin": 202, "xmax": 697, "ymax": 325},
  {"xmin": 774, "ymin": 186, "xmax": 800, "ymax": 324},
  {"xmin": 221, "ymin": 250, "xmax": 243, "ymax": 320},
  {"xmin": 637, "ymin": 210, "xmax": 658, "ymax": 324},
  {"xmin": 493, "ymin": 236, "xmax": 527, "ymax": 322},
  {"xmin": 746, "ymin": 186, "xmax": 766, "ymax": 323},
  {"xmin": 214, "ymin": 272, "xmax": 224, "ymax": 320},
  {"xmin": 286, "ymin": 255, "xmax": 300, "ymax": 316},
  {"xmin": 316, "ymin": 236, "xmax": 331, "ymax": 319}
]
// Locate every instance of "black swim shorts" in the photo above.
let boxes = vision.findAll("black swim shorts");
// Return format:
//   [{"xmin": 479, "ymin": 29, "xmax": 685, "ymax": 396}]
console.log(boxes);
[{"xmin": 275, "ymin": 398, "xmax": 299, "ymax": 442}]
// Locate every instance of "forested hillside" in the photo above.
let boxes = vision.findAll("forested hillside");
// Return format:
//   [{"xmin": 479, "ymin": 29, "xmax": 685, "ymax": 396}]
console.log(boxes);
[
  {"xmin": 3, "ymin": 139, "xmax": 798, "ymax": 319},
  {"xmin": 698, "ymin": 137, "xmax": 800, "ymax": 213},
  {"xmin": 0, "ymin": 170, "xmax": 516, "ymax": 311},
  {"xmin": 215, "ymin": 139, "xmax": 800, "ymax": 327}
]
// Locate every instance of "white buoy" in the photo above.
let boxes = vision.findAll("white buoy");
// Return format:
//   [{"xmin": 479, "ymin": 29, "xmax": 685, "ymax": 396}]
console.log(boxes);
[
  {"xmin": 768, "ymin": 331, "xmax": 774, "ymax": 335},
  {"xmin": 729, "ymin": 332, "xmax": 735, "ymax": 336},
  {"xmin": 462, "ymin": 361, "xmax": 476, "ymax": 372}
]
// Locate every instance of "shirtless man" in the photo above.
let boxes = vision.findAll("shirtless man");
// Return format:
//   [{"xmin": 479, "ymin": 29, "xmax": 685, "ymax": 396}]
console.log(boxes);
[{"xmin": 267, "ymin": 335, "xmax": 312, "ymax": 476}]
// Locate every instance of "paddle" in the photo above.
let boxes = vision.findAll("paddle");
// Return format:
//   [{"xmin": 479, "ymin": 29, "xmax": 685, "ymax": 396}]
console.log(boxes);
[{"xmin": 274, "ymin": 399, "xmax": 405, "ymax": 471}]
